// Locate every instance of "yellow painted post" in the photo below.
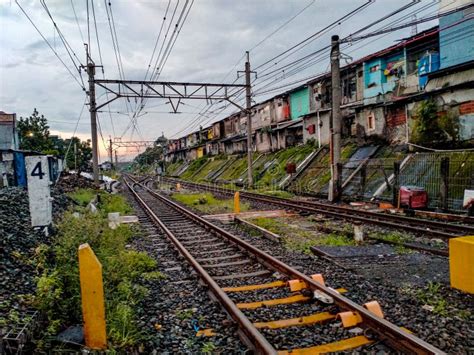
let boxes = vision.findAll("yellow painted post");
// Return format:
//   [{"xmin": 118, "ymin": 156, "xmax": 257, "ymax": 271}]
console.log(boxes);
[
  {"xmin": 78, "ymin": 243, "xmax": 107, "ymax": 349},
  {"xmin": 176, "ymin": 183, "xmax": 181, "ymax": 191},
  {"xmin": 234, "ymin": 191, "xmax": 240, "ymax": 214},
  {"xmin": 449, "ymin": 236, "xmax": 474, "ymax": 294}
]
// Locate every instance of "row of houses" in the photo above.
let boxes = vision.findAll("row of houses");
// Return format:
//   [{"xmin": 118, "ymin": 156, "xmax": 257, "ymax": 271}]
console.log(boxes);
[{"xmin": 166, "ymin": 2, "xmax": 474, "ymax": 162}]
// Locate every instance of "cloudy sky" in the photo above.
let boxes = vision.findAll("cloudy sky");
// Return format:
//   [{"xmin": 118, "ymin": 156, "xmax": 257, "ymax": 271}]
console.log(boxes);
[{"xmin": 0, "ymin": 0, "xmax": 443, "ymax": 161}]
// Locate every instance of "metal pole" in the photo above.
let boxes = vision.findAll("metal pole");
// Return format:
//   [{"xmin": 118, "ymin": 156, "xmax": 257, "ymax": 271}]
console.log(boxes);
[
  {"xmin": 86, "ymin": 56, "xmax": 99, "ymax": 185},
  {"xmin": 329, "ymin": 35, "xmax": 341, "ymax": 202},
  {"xmin": 74, "ymin": 142, "xmax": 77, "ymax": 171},
  {"xmin": 245, "ymin": 51, "xmax": 253, "ymax": 188},
  {"xmin": 440, "ymin": 157, "xmax": 450, "ymax": 211},
  {"xmin": 393, "ymin": 161, "xmax": 401, "ymax": 207},
  {"xmin": 109, "ymin": 137, "xmax": 113, "ymax": 169},
  {"xmin": 317, "ymin": 108, "xmax": 321, "ymax": 149}
]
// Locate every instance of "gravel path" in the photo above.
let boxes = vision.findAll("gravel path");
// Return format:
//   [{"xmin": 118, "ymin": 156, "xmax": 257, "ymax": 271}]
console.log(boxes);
[
  {"xmin": 133, "ymin": 183, "xmax": 473, "ymax": 353},
  {"xmin": 123, "ymin": 188, "xmax": 247, "ymax": 354},
  {"xmin": 215, "ymin": 220, "xmax": 474, "ymax": 353}
]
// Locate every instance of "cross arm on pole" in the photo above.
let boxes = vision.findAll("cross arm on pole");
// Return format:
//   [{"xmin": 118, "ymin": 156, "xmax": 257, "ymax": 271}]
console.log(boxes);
[{"xmin": 94, "ymin": 79, "xmax": 246, "ymax": 110}]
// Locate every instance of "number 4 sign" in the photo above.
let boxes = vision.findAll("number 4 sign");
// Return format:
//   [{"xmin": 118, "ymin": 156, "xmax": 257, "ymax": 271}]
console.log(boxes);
[{"xmin": 25, "ymin": 156, "xmax": 52, "ymax": 227}]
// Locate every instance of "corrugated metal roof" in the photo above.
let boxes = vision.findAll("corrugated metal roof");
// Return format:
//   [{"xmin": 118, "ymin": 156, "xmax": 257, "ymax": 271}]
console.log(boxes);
[{"xmin": 426, "ymin": 68, "xmax": 474, "ymax": 91}]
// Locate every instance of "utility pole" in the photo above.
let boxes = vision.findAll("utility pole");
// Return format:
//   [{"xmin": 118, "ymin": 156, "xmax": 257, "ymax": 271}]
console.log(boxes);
[
  {"xmin": 74, "ymin": 142, "xmax": 78, "ymax": 172},
  {"xmin": 245, "ymin": 51, "xmax": 253, "ymax": 188},
  {"xmin": 114, "ymin": 150, "xmax": 118, "ymax": 167},
  {"xmin": 109, "ymin": 136, "xmax": 113, "ymax": 169},
  {"xmin": 329, "ymin": 35, "xmax": 341, "ymax": 202},
  {"xmin": 83, "ymin": 47, "xmax": 100, "ymax": 185}
]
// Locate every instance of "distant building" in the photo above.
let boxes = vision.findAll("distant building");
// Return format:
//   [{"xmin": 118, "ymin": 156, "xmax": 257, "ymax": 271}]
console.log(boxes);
[{"xmin": 0, "ymin": 111, "xmax": 19, "ymax": 150}]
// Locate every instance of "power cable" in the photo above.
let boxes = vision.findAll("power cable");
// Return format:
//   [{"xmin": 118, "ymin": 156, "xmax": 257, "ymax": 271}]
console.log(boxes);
[
  {"xmin": 15, "ymin": 0, "xmax": 86, "ymax": 90},
  {"xmin": 71, "ymin": 0, "xmax": 85, "ymax": 44}
]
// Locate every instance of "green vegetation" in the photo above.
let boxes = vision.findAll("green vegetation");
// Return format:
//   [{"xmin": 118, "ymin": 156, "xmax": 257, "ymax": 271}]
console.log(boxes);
[
  {"xmin": 17, "ymin": 109, "xmax": 93, "ymax": 170},
  {"xmin": 411, "ymin": 99, "xmax": 460, "ymax": 148},
  {"xmin": 180, "ymin": 156, "xmax": 209, "ymax": 180},
  {"xmin": 68, "ymin": 189, "xmax": 133, "ymax": 216},
  {"xmin": 99, "ymin": 193, "xmax": 134, "ymax": 215},
  {"xmin": 374, "ymin": 231, "xmax": 413, "ymax": 244},
  {"xmin": 248, "ymin": 217, "xmax": 354, "ymax": 253},
  {"xmin": 34, "ymin": 193, "xmax": 162, "ymax": 350},
  {"xmin": 400, "ymin": 282, "xmax": 471, "ymax": 319},
  {"xmin": 175, "ymin": 308, "xmax": 196, "ymax": 320},
  {"xmin": 201, "ymin": 341, "xmax": 217, "ymax": 354},
  {"xmin": 190, "ymin": 156, "xmax": 229, "ymax": 182},
  {"xmin": 416, "ymin": 282, "xmax": 448, "ymax": 316},
  {"xmin": 254, "ymin": 144, "xmax": 314, "ymax": 188},
  {"xmin": 219, "ymin": 154, "xmax": 253, "ymax": 181},
  {"xmin": 172, "ymin": 192, "xmax": 250, "ymax": 214},
  {"xmin": 370, "ymin": 232, "xmax": 414, "ymax": 254},
  {"xmin": 290, "ymin": 143, "xmax": 357, "ymax": 195},
  {"xmin": 68, "ymin": 188, "xmax": 97, "ymax": 206},
  {"xmin": 167, "ymin": 160, "xmax": 185, "ymax": 176}
]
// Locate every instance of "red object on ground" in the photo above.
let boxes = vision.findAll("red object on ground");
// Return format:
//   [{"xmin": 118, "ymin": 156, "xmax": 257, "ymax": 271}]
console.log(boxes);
[
  {"xmin": 399, "ymin": 186, "xmax": 428, "ymax": 209},
  {"xmin": 286, "ymin": 162, "xmax": 296, "ymax": 174}
]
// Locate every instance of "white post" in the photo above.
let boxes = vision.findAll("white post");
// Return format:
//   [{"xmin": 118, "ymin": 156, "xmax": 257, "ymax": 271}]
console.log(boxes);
[{"xmin": 25, "ymin": 156, "xmax": 52, "ymax": 227}]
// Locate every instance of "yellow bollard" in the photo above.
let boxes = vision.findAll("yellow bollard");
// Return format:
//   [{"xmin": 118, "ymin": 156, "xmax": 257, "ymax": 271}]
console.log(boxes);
[
  {"xmin": 176, "ymin": 183, "xmax": 181, "ymax": 191},
  {"xmin": 78, "ymin": 243, "xmax": 107, "ymax": 349},
  {"xmin": 234, "ymin": 191, "xmax": 240, "ymax": 214},
  {"xmin": 449, "ymin": 236, "xmax": 474, "ymax": 294}
]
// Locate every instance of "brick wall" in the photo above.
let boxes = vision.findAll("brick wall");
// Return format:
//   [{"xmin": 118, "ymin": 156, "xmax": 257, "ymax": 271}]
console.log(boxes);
[
  {"xmin": 459, "ymin": 100, "xmax": 474, "ymax": 115},
  {"xmin": 386, "ymin": 106, "xmax": 407, "ymax": 127}
]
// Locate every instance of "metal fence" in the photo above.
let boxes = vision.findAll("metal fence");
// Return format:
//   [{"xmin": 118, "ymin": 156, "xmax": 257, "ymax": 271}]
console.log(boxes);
[{"xmin": 290, "ymin": 152, "xmax": 474, "ymax": 212}]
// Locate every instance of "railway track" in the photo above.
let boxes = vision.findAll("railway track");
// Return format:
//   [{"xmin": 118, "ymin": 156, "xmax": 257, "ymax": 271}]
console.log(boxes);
[
  {"xmin": 159, "ymin": 177, "xmax": 474, "ymax": 240},
  {"xmin": 124, "ymin": 175, "xmax": 443, "ymax": 354}
]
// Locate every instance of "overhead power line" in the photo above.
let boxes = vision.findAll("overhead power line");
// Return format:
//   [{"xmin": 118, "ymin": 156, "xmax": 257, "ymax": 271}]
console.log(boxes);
[
  {"xmin": 254, "ymin": 0, "xmax": 374, "ymax": 71},
  {"xmin": 344, "ymin": 2, "xmax": 474, "ymax": 43},
  {"xmin": 15, "ymin": 0, "xmax": 86, "ymax": 90}
]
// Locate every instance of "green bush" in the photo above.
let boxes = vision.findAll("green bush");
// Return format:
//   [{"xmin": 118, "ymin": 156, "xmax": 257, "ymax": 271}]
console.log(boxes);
[
  {"xmin": 68, "ymin": 188, "xmax": 98, "ymax": 206},
  {"xmin": 411, "ymin": 100, "xmax": 460, "ymax": 148},
  {"xmin": 35, "ymin": 194, "xmax": 158, "ymax": 350}
]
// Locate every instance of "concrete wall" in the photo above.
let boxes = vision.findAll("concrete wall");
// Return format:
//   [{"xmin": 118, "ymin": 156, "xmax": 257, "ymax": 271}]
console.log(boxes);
[
  {"xmin": 303, "ymin": 112, "xmax": 331, "ymax": 145},
  {"xmin": 274, "ymin": 97, "xmax": 290, "ymax": 122},
  {"xmin": 355, "ymin": 107, "xmax": 386, "ymax": 140},
  {"xmin": 252, "ymin": 102, "xmax": 272, "ymax": 130},
  {"xmin": 255, "ymin": 131, "xmax": 272, "ymax": 152}
]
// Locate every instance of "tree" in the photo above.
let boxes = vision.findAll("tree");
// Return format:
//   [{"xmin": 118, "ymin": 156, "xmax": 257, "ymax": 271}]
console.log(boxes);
[
  {"xmin": 17, "ymin": 108, "xmax": 53, "ymax": 152},
  {"xmin": 411, "ymin": 100, "xmax": 459, "ymax": 148},
  {"xmin": 63, "ymin": 137, "xmax": 93, "ymax": 172}
]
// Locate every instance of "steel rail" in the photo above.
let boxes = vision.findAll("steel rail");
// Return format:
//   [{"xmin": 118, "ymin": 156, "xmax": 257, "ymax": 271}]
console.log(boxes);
[
  {"xmin": 162, "ymin": 177, "xmax": 474, "ymax": 238},
  {"xmin": 123, "ymin": 178, "xmax": 276, "ymax": 354},
  {"xmin": 128, "ymin": 175, "xmax": 444, "ymax": 354}
]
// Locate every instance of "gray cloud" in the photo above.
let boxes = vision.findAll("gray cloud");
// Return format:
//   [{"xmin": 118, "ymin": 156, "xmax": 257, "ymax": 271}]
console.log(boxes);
[{"xmin": 0, "ymin": 0, "xmax": 441, "ymax": 161}]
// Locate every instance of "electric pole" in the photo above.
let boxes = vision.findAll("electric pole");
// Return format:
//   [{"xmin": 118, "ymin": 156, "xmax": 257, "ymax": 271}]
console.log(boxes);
[
  {"xmin": 245, "ymin": 51, "xmax": 253, "ymax": 188},
  {"xmin": 109, "ymin": 136, "xmax": 113, "ymax": 169},
  {"xmin": 74, "ymin": 142, "xmax": 77, "ymax": 171},
  {"xmin": 84, "ymin": 48, "xmax": 100, "ymax": 185},
  {"xmin": 114, "ymin": 150, "xmax": 118, "ymax": 167},
  {"xmin": 329, "ymin": 35, "xmax": 341, "ymax": 202}
]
